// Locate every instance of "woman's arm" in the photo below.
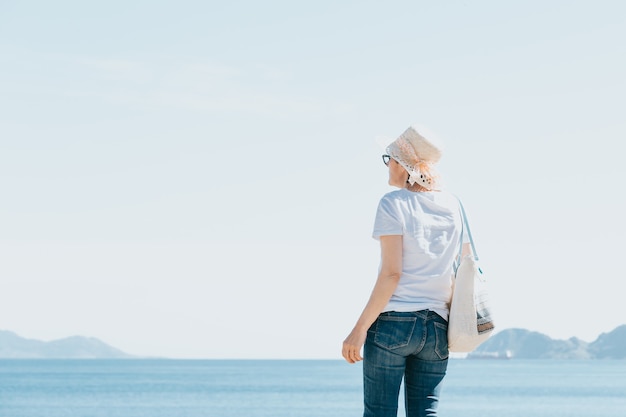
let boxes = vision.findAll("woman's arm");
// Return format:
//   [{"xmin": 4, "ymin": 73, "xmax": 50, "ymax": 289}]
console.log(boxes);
[{"xmin": 342, "ymin": 235, "xmax": 403, "ymax": 364}]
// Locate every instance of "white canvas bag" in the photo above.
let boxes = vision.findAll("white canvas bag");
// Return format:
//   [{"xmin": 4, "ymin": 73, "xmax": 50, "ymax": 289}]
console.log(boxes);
[{"xmin": 448, "ymin": 200, "xmax": 495, "ymax": 352}]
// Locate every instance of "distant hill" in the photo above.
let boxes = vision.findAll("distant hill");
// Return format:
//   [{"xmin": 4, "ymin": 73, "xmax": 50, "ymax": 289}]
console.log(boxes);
[
  {"xmin": 0, "ymin": 331, "xmax": 135, "ymax": 359},
  {"xmin": 472, "ymin": 325, "xmax": 626, "ymax": 359}
]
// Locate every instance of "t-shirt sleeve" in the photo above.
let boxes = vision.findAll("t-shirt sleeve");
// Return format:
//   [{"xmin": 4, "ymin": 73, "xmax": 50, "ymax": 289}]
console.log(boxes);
[{"xmin": 372, "ymin": 196, "xmax": 403, "ymax": 240}]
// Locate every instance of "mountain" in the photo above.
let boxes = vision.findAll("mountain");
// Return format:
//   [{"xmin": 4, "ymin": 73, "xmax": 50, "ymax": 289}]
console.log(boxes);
[
  {"xmin": 472, "ymin": 325, "xmax": 626, "ymax": 359},
  {"xmin": 588, "ymin": 325, "xmax": 626, "ymax": 359},
  {"xmin": 0, "ymin": 330, "xmax": 135, "ymax": 359}
]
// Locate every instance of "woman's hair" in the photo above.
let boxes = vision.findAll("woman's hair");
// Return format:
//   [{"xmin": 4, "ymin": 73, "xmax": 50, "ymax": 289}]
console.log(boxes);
[{"xmin": 403, "ymin": 160, "xmax": 439, "ymax": 192}]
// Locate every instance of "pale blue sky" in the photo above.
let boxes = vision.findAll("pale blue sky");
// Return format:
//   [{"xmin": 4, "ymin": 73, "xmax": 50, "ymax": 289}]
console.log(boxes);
[{"xmin": 1, "ymin": 1, "xmax": 625, "ymax": 358}]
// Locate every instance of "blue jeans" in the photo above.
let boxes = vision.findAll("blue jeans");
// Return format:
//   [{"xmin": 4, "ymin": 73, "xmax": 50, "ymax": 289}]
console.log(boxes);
[{"xmin": 363, "ymin": 310, "xmax": 449, "ymax": 417}]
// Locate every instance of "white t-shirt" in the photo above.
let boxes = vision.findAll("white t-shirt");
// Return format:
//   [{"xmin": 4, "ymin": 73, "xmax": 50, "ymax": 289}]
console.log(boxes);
[{"xmin": 372, "ymin": 189, "xmax": 463, "ymax": 320}]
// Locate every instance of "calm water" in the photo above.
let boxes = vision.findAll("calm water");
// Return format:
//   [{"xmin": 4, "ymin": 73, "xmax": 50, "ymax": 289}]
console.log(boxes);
[{"xmin": 1, "ymin": 359, "xmax": 625, "ymax": 417}]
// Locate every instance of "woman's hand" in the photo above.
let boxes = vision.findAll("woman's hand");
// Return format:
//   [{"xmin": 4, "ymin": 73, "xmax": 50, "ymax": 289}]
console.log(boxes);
[{"xmin": 342, "ymin": 327, "xmax": 367, "ymax": 363}]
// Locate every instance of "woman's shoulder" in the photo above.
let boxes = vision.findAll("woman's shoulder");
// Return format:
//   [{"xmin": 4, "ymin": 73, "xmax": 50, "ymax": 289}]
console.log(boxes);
[
  {"xmin": 378, "ymin": 189, "xmax": 461, "ymax": 210},
  {"xmin": 406, "ymin": 189, "xmax": 461, "ymax": 212},
  {"xmin": 431, "ymin": 190, "xmax": 460, "ymax": 204},
  {"xmin": 381, "ymin": 189, "xmax": 457, "ymax": 201},
  {"xmin": 379, "ymin": 189, "xmax": 410, "ymax": 203},
  {"xmin": 424, "ymin": 190, "xmax": 459, "ymax": 209}
]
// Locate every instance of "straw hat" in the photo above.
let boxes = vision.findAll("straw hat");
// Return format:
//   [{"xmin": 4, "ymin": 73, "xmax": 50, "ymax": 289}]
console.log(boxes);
[{"xmin": 384, "ymin": 125, "xmax": 443, "ymax": 190}]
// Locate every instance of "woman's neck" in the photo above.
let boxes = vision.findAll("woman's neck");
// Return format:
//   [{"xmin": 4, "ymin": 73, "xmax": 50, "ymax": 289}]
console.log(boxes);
[{"xmin": 405, "ymin": 183, "xmax": 430, "ymax": 192}]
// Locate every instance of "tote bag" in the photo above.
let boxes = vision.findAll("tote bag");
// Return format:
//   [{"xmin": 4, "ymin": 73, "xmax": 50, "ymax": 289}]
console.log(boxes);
[{"xmin": 448, "ymin": 200, "xmax": 495, "ymax": 353}]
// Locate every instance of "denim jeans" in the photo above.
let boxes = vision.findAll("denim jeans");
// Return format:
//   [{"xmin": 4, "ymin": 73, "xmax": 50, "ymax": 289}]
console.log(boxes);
[{"xmin": 363, "ymin": 310, "xmax": 449, "ymax": 417}]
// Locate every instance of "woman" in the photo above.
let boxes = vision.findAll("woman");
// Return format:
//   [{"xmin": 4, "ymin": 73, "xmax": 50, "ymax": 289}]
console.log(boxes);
[{"xmin": 342, "ymin": 125, "xmax": 470, "ymax": 417}]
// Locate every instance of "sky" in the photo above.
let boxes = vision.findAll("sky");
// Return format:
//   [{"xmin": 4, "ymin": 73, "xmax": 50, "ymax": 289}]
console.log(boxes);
[{"xmin": 1, "ymin": 0, "xmax": 625, "ymax": 359}]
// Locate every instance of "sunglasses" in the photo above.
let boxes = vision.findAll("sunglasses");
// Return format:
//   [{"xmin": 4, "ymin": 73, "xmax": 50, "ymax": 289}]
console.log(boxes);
[{"xmin": 382, "ymin": 154, "xmax": 392, "ymax": 166}]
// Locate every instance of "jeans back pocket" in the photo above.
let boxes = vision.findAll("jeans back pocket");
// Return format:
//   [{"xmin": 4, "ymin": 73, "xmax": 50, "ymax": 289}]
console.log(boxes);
[{"xmin": 373, "ymin": 315, "xmax": 417, "ymax": 350}]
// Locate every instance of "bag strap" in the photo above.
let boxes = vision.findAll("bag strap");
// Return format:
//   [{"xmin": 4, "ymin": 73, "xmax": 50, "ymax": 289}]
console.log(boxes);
[{"xmin": 454, "ymin": 198, "xmax": 480, "ymax": 272}]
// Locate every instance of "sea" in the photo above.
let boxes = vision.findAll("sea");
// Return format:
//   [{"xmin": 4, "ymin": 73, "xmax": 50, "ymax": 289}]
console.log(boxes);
[{"xmin": 1, "ymin": 359, "xmax": 625, "ymax": 417}]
